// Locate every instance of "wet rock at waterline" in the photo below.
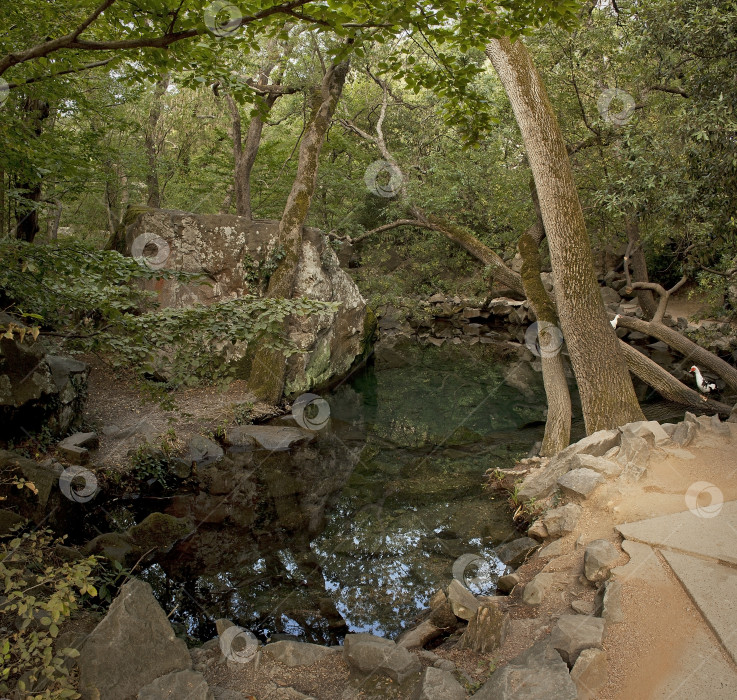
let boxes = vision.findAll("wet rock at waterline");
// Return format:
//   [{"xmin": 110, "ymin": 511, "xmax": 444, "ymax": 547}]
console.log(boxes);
[
  {"xmin": 0, "ymin": 329, "xmax": 89, "ymax": 440},
  {"xmin": 122, "ymin": 210, "xmax": 367, "ymax": 393},
  {"xmin": 495, "ymin": 537, "xmax": 540, "ymax": 567},
  {"xmin": 84, "ymin": 512, "xmax": 193, "ymax": 565},
  {"xmin": 78, "ymin": 579, "xmax": 192, "ymax": 700},
  {"xmin": 446, "ymin": 579, "xmax": 481, "ymax": 620}
]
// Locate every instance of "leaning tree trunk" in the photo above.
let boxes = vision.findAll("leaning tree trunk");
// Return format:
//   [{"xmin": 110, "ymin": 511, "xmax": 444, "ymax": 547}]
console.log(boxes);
[
  {"xmin": 519, "ymin": 226, "xmax": 572, "ymax": 454},
  {"xmin": 625, "ymin": 213, "xmax": 658, "ymax": 319},
  {"xmin": 486, "ymin": 38, "xmax": 644, "ymax": 433},
  {"xmin": 619, "ymin": 341, "xmax": 732, "ymax": 414},
  {"xmin": 247, "ymin": 61, "xmax": 350, "ymax": 402}
]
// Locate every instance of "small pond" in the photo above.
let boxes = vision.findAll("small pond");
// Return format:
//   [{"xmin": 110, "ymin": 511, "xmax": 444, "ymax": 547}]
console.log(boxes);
[{"xmin": 75, "ymin": 338, "xmax": 686, "ymax": 646}]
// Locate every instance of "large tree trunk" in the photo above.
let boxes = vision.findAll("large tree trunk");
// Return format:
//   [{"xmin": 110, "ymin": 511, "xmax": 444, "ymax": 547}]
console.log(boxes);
[
  {"xmin": 486, "ymin": 38, "xmax": 644, "ymax": 433},
  {"xmin": 625, "ymin": 214, "xmax": 658, "ymax": 319},
  {"xmin": 247, "ymin": 61, "xmax": 350, "ymax": 402},
  {"xmin": 145, "ymin": 75, "xmax": 169, "ymax": 208},
  {"xmin": 519, "ymin": 225, "xmax": 572, "ymax": 455}
]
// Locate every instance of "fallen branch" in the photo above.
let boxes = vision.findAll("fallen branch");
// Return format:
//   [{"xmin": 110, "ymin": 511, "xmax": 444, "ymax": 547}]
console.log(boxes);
[
  {"xmin": 619, "ymin": 340, "xmax": 732, "ymax": 414},
  {"xmin": 613, "ymin": 313, "xmax": 737, "ymax": 392}
]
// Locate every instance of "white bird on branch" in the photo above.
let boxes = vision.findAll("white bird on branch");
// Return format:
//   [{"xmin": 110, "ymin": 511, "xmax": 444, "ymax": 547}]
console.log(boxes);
[
  {"xmin": 610, "ymin": 314, "xmax": 621, "ymax": 329},
  {"xmin": 690, "ymin": 365, "xmax": 717, "ymax": 400}
]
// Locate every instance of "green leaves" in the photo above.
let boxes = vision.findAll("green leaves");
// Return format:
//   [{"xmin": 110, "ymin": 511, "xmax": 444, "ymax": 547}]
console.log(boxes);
[{"xmin": 0, "ymin": 528, "xmax": 98, "ymax": 698}]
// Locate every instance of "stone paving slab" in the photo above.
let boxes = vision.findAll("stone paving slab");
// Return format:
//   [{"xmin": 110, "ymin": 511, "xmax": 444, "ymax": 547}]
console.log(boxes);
[
  {"xmin": 616, "ymin": 501, "xmax": 737, "ymax": 566},
  {"xmin": 661, "ymin": 550, "xmax": 737, "ymax": 665}
]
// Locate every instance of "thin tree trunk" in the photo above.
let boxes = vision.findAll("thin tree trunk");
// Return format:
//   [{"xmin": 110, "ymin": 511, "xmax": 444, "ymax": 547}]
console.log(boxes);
[
  {"xmin": 145, "ymin": 75, "xmax": 169, "ymax": 208},
  {"xmin": 519, "ymin": 225, "xmax": 571, "ymax": 455},
  {"xmin": 49, "ymin": 200, "xmax": 62, "ymax": 240},
  {"xmin": 625, "ymin": 213, "xmax": 658, "ymax": 319},
  {"xmin": 247, "ymin": 60, "xmax": 350, "ymax": 402},
  {"xmin": 486, "ymin": 37, "xmax": 644, "ymax": 433}
]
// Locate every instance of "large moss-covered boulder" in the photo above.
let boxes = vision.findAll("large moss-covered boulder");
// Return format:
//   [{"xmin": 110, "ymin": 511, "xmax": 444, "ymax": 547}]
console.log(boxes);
[{"xmin": 122, "ymin": 209, "xmax": 367, "ymax": 395}]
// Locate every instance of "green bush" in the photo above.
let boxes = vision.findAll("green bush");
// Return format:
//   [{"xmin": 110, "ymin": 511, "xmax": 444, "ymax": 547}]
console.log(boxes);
[{"xmin": 0, "ymin": 528, "xmax": 99, "ymax": 699}]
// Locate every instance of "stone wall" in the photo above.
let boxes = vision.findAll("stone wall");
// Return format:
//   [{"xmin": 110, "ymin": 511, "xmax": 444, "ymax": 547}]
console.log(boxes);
[{"xmin": 122, "ymin": 209, "xmax": 367, "ymax": 395}]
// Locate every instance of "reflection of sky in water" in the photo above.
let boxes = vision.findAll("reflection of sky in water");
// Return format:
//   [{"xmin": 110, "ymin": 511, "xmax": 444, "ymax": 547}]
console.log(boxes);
[{"xmin": 125, "ymin": 342, "xmax": 555, "ymax": 642}]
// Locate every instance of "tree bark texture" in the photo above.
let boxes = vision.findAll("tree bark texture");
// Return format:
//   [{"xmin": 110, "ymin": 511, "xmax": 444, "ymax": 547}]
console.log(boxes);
[
  {"xmin": 145, "ymin": 75, "xmax": 169, "ymax": 208},
  {"xmin": 248, "ymin": 60, "xmax": 350, "ymax": 402},
  {"xmin": 625, "ymin": 214, "xmax": 658, "ymax": 319},
  {"xmin": 486, "ymin": 37, "xmax": 644, "ymax": 433},
  {"xmin": 519, "ymin": 226, "xmax": 572, "ymax": 455}
]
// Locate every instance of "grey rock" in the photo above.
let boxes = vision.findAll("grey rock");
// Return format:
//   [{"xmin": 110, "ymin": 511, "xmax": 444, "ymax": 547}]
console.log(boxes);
[
  {"xmin": 474, "ymin": 638, "xmax": 577, "ymax": 699},
  {"xmin": 184, "ymin": 435, "xmax": 224, "ymax": 466},
  {"xmin": 123, "ymin": 211, "xmax": 367, "ymax": 395},
  {"xmin": 584, "ymin": 540, "xmax": 620, "ymax": 582},
  {"xmin": 447, "ymin": 579, "xmax": 480, "ymax": 620},
  {"xmin": 497, "ymin": 573, "xmax": 520, "ymax": 594},
  {"xmin": 571, "ymin": 599, "xmax": 595, "ymax": 615},
  {"xmin": 557, "ymin": 469, "xmax": 604, "ymax": 500},
  {"xmin": 570, "ymin": 453, "xmax": 622, "ymax": 478},
  {"xmin": 264, "ymin": 640, "xmax": 339, "ymax": 666},
  {"xmin": 458, "ymin": 602, "xmax": 509, "ymax": 654},
  {"xmin": 570, "ymin": 648, "xmax": 607, "ymax": 700},
  {"xmin": 59, "ymin": 431, "xmax": 99, "ymax": 450},
  {"xmin": 619, "ymin": 420, "xmax": 671, "ymax": 447},
  {"xmin": 522, "ymin": 573, "xmax": 557, "ymax": 606},
  {"xmin": 527, "ymin": 519, "xmax": 548, "ymax": 540},
  {"xmin": 397, "ymin": 620, "xmax": 442, "ymax": 649},
  {"xmin": 541, "ymin": 504, "xmax": 582, "ymax": 539},
  {"xmin": 57, "ymin": 443, "xmax": 89, "ymax": 465},
  {"xmin": 223, "ymin": 425, "xmax": 314, "ymax": 451},
  {"xmin": 137, "ymin": 669, "xmax": 213, "ymax": 700},
  {"xmin": 538, "ymin": 539, "xmax": 565, "ymax": 558},
  {"xmin": 78, "ymin": 579, "xmax": 191, "ymax": 700},
  {"xmin": 211, "ymin": 689, "xmax": 246, "ymax": 700},
  {"xmin": 600, "ymin": 287, "xmax": 621, "ymax": 305},
  {"xmin": 617, "ymin": 433, "xmax": 650, "ymax": 469},
  {"xmin": 343, "ymin": 634, "xmax": 420, "ymax": 683},
  {"xmin": 428, "ymin": 589, "xmax": 457, "ymax": 629},
  {"xmin": 433, "ymin": 659, "xmax": 456, "ymax": 672},
  {"xmin": 0, "ymin": 508, "xmax": 26, "ymax": 535},
  {"xmin": 495, "ymin": 537, "xmax": 540, "ymax": 567},
  {"xmin": 411, "ymin": 667, "xmax": 465, "ymax": 700},
  {"xmin": 519, "ymin": 430, "xmax": 620, "ymax": 500},
  {"xmin": 549, "ymin": 615, "xmax": 605, "ymax": 666},
  {"xmin": 595, "ymin": 580, "xmax": 624, "ymax": 623}
]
